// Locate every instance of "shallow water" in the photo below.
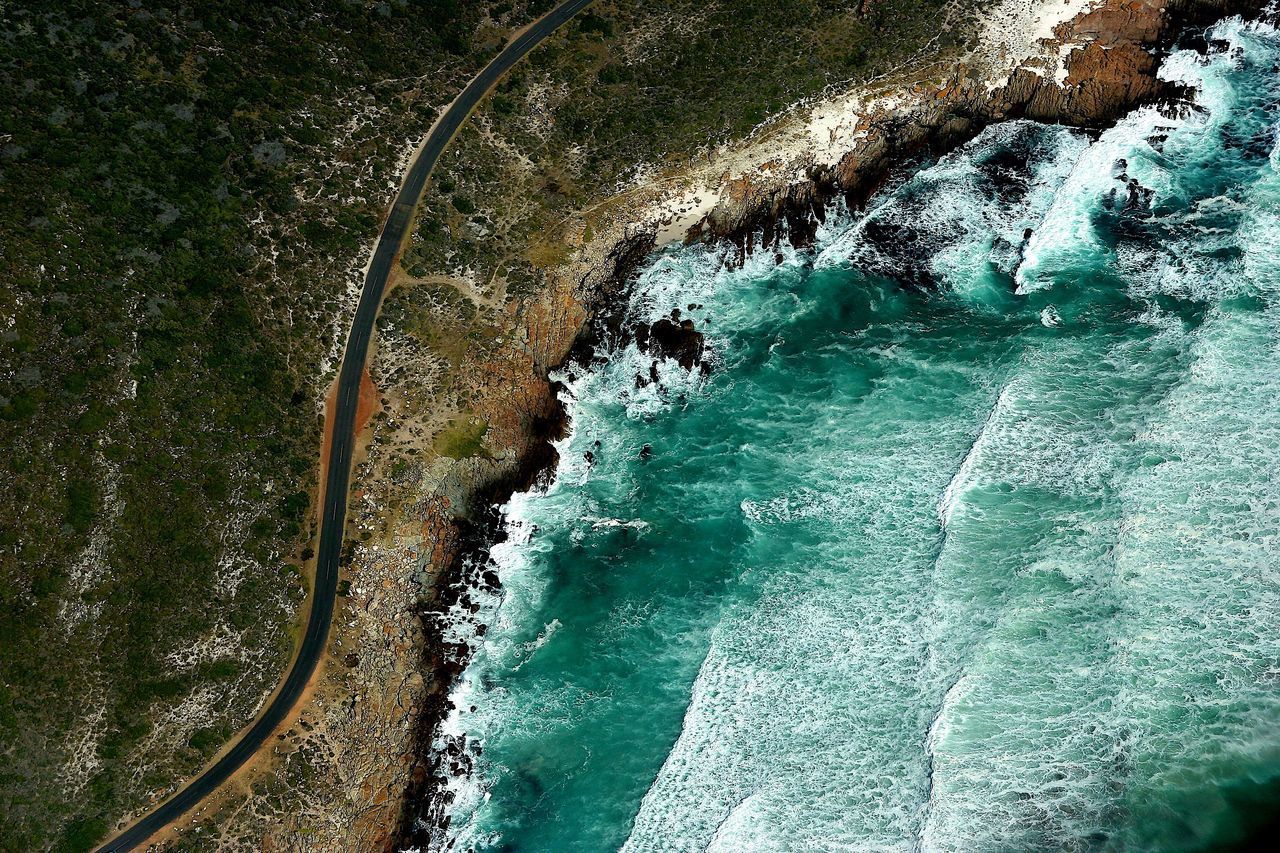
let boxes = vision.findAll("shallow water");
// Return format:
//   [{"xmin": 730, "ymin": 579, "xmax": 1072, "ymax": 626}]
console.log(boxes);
[{"xmin": 437, "ymin": 17, "xmax": 1280, "ymax": 852}]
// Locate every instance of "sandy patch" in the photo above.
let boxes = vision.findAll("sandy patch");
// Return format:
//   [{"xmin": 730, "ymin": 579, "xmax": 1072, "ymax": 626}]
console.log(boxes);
[{"xmin": 978, "ymin": 0, "xmax": 1101, "ymax": 83}]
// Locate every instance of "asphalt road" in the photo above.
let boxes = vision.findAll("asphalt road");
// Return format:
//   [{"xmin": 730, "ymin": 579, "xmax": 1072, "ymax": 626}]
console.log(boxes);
[{"xmin": 97, "ymin": 2, "xmax": 595, "ymax": 849}]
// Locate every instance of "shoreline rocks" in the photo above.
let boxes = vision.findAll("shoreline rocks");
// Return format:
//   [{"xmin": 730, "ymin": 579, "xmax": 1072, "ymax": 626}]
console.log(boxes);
[{"xmin": 706, "ymin": 0, "xmax": 1267, "ymax": 261}]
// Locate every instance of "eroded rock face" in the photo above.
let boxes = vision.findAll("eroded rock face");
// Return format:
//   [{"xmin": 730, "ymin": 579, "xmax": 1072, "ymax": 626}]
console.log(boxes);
[{"xmin": 706, "ymin": 0, "xmax": 1267, "ymax": 259}]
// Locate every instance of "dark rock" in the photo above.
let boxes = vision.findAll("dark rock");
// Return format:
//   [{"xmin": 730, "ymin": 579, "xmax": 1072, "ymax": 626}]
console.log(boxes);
[
  {"xmin": 634, "ymin": 317, "xmax": 705, "ymax": 370},
  {"xmin": 1125, "ymin": 177, "xmax": 1154, "ymax": 212}
]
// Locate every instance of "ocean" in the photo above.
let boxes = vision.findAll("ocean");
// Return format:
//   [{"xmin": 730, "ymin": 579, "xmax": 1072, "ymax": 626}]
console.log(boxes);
[{"xmin": 435, "ymin": 16, "xmax": 1280, "ymax": 852}]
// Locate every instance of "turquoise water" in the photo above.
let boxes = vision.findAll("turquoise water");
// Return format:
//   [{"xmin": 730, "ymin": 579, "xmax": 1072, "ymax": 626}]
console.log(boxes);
[{"xmin": 437, "ymin": 18, "xmax": 1280, "ymax": 851}]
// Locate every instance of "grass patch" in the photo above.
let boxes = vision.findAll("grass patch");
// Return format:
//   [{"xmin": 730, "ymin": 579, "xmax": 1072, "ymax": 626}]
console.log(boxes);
[{"xmin": 435, "ymin": 415, "xmax": 491, "ymax": 460}]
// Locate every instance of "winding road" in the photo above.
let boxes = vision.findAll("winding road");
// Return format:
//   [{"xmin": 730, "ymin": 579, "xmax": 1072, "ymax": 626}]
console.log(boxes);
[{"xmin": 97, "ymin": 1, "xmax": 595, "ymax": 849}]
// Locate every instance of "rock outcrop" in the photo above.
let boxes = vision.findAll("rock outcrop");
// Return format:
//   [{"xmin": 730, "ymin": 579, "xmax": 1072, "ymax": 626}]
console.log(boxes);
[
  {"xmin": 704, "ymin": 0, "xmax": 1267, "ymax": 257},
  {"xmin": 635, "ymin": 312, "xmax": 706, "ymax": 373}
]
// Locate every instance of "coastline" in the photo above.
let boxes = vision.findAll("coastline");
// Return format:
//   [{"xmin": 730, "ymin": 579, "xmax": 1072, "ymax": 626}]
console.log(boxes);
[
  {"xmin": 158, "ymin": 1, "xmax": 1272, "ymax": 848},
  {"xmin": 397, "ymin": 0, "xmax": 1270, "ymax": 847}
]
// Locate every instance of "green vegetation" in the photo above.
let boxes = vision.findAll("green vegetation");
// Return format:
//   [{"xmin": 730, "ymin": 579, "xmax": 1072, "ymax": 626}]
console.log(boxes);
[
  {"xmin": 0, "ymin": 1, "xmax": 544, "ymax": 848},
  {"xmin": 401, "ymin": 0, "xmax": 976, "ymax": 301},
  {"xmin": 436, "ymin": 415, "xmax": 492, "ymax": 460}
]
